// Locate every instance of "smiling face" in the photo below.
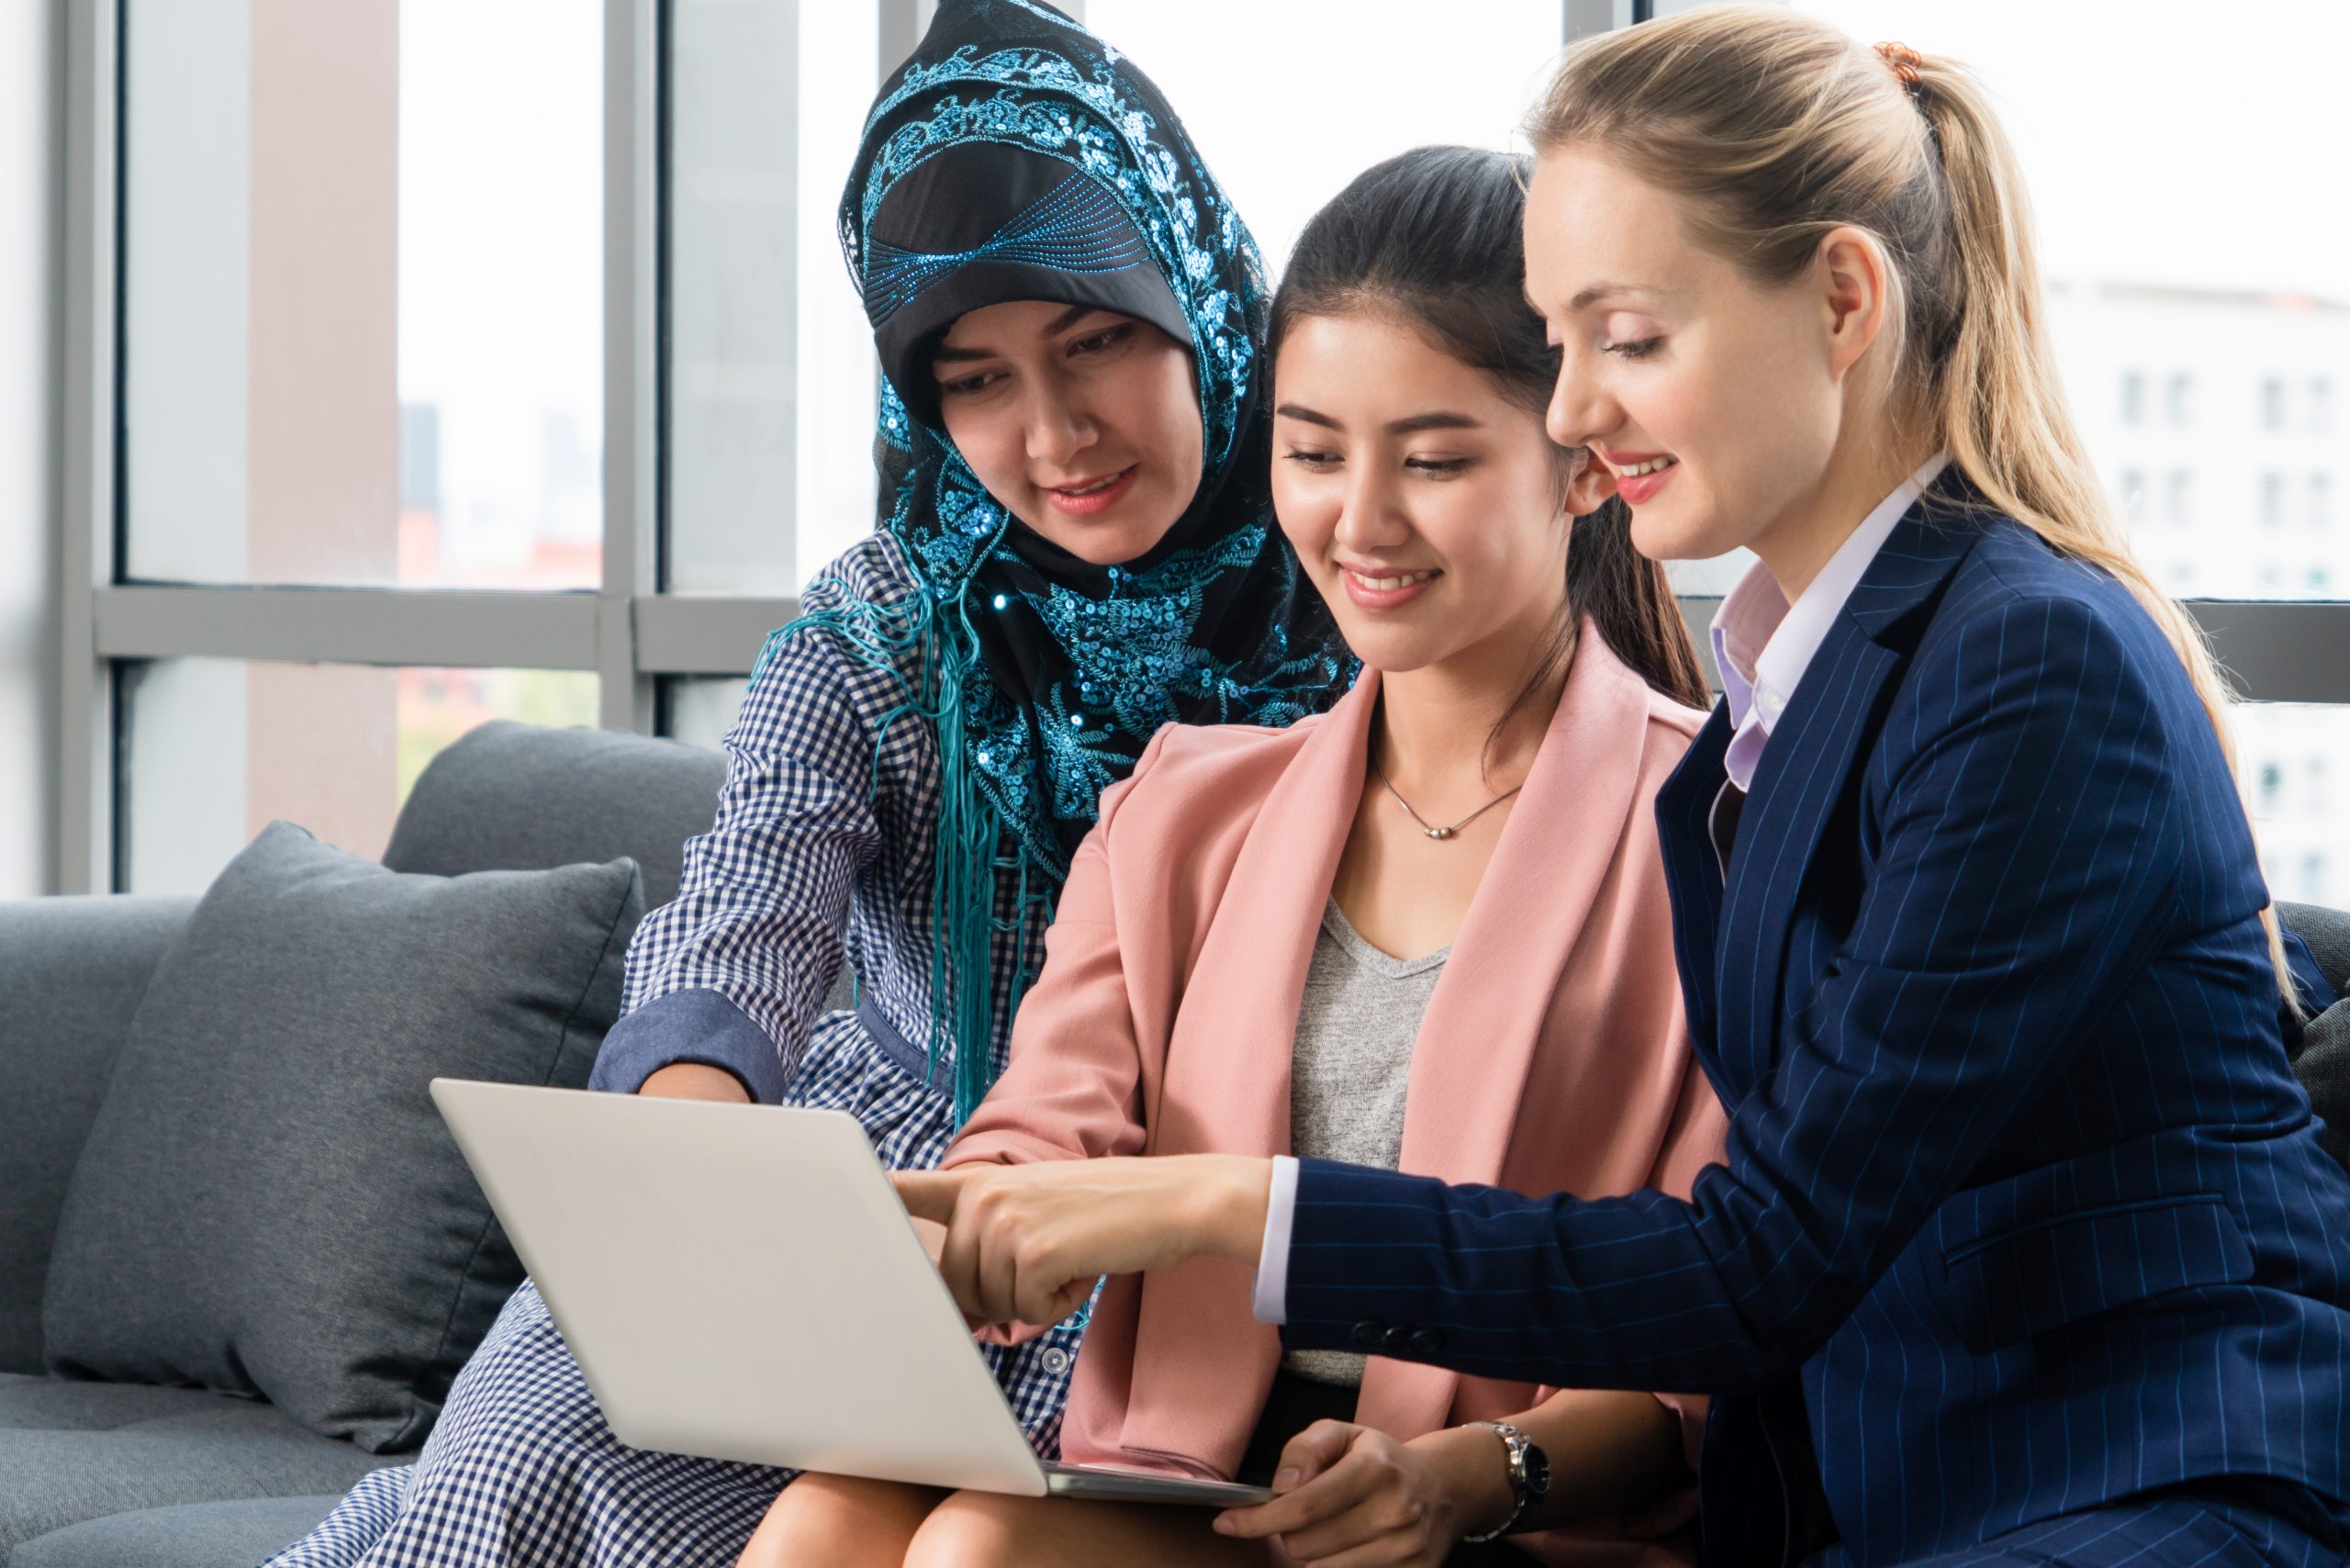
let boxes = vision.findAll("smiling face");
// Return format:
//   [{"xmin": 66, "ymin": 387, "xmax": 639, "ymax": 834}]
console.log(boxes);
[
  {"xmin": 932, "ymin": 299, "xmax": 1203, "ymax": 566},
  {"xmin": 1524, "ymin": 144, "xmax": 1857, "ymax": 573},
  {"xmin": 1270, "ymin": 308, "xmax": 1610, "ymax": 681}
]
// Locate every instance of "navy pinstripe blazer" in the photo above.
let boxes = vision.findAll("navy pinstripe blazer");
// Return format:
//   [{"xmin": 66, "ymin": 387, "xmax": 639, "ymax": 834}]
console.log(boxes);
[{"xmin": 1277, "ymin": 484, "xmax": 2350, "ymax": 1565}]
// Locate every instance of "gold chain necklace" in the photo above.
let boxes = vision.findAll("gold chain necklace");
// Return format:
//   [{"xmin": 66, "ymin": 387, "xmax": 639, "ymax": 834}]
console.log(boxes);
[{"xmin": 1372, "ymin": 758, "xmax": 1523, "ymax": 842}]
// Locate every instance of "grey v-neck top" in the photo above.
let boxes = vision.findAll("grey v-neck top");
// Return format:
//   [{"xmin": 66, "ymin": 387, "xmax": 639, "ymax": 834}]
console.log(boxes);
[{"xmin": 1283, "ymin": 898, "xmax": 1451, "ymax": 1388}]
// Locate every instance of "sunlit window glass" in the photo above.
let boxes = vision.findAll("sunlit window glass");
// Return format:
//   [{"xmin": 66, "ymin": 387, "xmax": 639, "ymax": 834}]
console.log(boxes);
[
  {"xmin": 122, "ymin": 659, "xmax": 599, "ymax": 894},
  {"xmin": 122, "ymin": 0, "xmax": 602, "ymax": 589}
]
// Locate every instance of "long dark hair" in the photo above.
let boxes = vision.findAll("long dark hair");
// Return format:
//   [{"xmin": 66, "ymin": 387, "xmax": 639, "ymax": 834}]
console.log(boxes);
[{"xmin": 1269, "ymin": 145, "xmax": 1711, "ymax": 746}]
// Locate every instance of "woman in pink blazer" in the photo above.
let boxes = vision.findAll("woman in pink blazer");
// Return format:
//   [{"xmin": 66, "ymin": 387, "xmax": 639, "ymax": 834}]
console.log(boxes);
[{"xmin": 748, "ymin": 148, "xmax": 1729, "ymax": 1568}]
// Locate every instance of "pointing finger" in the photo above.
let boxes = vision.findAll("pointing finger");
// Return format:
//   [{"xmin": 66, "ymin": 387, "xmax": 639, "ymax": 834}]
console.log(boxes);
[{"xmin": 891, "ymin": 1167, "xmax": 969, "ymax": 1225}]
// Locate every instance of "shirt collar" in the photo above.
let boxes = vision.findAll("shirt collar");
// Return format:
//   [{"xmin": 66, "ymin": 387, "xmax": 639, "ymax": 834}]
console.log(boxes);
[{"xmin": 1709, "ymin": 453, "xmax": 1950, "ymax": 790}]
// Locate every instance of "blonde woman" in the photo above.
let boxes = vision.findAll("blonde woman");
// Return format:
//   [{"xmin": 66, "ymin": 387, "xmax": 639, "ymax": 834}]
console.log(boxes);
[{"xmin": 893, "ymin": 9, "xmax": 2350, "ymax": 1566}]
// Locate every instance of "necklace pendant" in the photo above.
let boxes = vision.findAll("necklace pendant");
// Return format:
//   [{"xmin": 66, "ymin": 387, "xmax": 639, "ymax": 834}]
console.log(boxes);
[{"xmin": 1427, "ymin": 825, "xmax": 1455, "ymax": 841}]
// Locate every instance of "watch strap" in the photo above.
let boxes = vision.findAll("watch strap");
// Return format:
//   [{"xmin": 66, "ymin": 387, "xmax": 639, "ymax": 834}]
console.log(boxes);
[{"xmin": 1460, "ymin": 1420, "xmax": 1534, "ymax": 1543}]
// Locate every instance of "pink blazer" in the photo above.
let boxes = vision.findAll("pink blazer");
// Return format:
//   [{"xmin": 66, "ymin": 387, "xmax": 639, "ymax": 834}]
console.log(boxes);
[{"xmin": 946, "ymin": 626, "xmax": 1729, "ymax": 1565}]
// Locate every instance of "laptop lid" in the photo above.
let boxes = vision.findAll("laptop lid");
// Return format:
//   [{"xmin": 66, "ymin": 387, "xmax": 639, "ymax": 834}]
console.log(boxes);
[{"xmin": 429, "ymin": 1080, "xmax": 1050, "ymax": 1495}]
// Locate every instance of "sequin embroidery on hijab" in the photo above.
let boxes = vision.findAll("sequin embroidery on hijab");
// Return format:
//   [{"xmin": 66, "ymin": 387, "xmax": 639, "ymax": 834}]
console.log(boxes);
[{"xmin": 755, "ymin": 0, "xmax": 1352, "ymax": 1122}]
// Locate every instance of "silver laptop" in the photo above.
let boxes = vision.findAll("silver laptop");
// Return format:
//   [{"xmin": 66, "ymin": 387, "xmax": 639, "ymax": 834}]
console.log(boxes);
[{"xmin": 431, "ymin": 1079, "xmax": 1271, "ymax": 1507}]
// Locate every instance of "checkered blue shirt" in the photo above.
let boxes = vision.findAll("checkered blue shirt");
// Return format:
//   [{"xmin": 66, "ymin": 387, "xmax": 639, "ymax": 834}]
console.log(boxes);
[{"xmin": 591, "ymin": 531, "xmax": 1078, "ymax": 1446}]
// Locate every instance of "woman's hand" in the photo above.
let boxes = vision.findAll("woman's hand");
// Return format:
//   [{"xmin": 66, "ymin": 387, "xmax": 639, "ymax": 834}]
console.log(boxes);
[
  {"xmin": 891, "ymin": 1155, "xmax": 1272, "ymax": 1327},
  {"xmin": 909, "ymin": 1215, "xmax": 949, "ymax": 1271},
  {"xmin": 1212, "ymin": 1420, "xmax": 1514, "ymax": 1566}
]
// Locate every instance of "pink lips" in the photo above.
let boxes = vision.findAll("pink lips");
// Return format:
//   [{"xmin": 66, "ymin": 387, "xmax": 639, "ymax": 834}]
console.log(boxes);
[
  {"xmin": 1043, "ymin": 465, "xmax": 1139, "ymax": 517},
  {"xmin": 1338, "ymin": 566, "xmax": 1440, "ymax": 612},
  {"xmin": 1617, "ymin": 466, "xmax": 1677, "ymax": 507},
  {"xmin": 1603, "ymin": 451, "xmax": 1680, "ymax": 508}
]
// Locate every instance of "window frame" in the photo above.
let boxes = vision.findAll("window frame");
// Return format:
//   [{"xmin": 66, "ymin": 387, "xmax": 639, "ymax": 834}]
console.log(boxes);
[{"xmin": 50, "ymin": 0, "xmax": 2350, "ymax": 894}]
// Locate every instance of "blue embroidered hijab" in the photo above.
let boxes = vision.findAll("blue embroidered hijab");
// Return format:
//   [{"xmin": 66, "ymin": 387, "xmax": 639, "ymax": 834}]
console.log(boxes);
[{"xmin": 776, "ymin": 0, "xmax": 1349, "ymax": 1121}]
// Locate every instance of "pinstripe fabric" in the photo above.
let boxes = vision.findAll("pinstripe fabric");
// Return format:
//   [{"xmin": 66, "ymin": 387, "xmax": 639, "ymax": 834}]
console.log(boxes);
[
  {"xmin": 1834, "ymin": 1481, "xmax": 2347, "ymax": 1565},
  {"xmin": 264, "ymin": 534, "xmax": 1079, "ymax": 1568},
  {"xmin": 1280, "ymin": 483, "xmax": 2350, "ymax": 1567}
]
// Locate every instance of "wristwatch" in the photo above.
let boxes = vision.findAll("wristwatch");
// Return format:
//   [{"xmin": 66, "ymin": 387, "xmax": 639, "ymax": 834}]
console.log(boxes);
[{"xmin": 1460, "ymin": 1420, "xmax": 1550, "ymax": 1542}]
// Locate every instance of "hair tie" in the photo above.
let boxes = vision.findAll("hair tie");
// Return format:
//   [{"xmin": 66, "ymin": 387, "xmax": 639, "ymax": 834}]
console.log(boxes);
[{"xmin": 1874, "ymin": 40, "xmax": 1924, "ymax": 99}]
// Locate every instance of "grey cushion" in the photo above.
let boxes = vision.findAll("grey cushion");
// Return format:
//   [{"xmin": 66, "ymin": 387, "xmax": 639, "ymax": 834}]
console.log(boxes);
[
  {"xmin": 0, "ymin": 1375, "xmax": 389, "ymax": 1559},
  {"xmin": 2293, "ymin": 998, "xmax": 2350, "ymax": 1174},
  {"xmin": 13, "ymin": 1495, "xmax": 348, "ymax": 1568},
  {"xmin": 0, "ymin": 895, "xmax": 196, "ymax": 1376},
  {"xmin": 384, "ymin": 720, "xmax": 726, "ymax": 912},
  {"xmin": 2281, "ymin": 902, "xmax": 2350, "ymax": 1000},
  {"xmin": 40, "ymin": 822, "xmax": 643, "ymax": 1453}
]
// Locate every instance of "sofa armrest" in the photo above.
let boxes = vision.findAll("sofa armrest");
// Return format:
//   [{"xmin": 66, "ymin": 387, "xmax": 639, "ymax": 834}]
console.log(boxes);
[
  {"xmin": 2280, "ymin": 902, "xmax": 2350, "ymax": 1002},
  {"xmin": 0, "ymin": 894, "xmax": 196, "ymax": 1373}
]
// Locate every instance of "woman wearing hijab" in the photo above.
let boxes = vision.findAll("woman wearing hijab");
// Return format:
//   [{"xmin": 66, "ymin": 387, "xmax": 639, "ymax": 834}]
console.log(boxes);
[{"xmin": 263, "ymin": 5, "xmax": 1347, "ymax": 1565}]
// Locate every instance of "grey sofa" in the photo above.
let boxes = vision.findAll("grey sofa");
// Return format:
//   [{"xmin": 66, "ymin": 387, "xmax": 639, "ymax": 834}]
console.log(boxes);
[
  {"xmin": 3, "ymin": 718, "xmax": 2345, "ymax": 1568},
  {"xmin": 1, "ymin": 722, "xmax": 728, "ymax": 1568}
]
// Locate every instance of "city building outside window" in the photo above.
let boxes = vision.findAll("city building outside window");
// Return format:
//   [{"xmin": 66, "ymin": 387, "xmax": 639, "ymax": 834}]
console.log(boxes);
[
  {"xmin": 2261, "ymin": 375, "xmax": 2288, "ymax": 431},
  {"xmin": 2166, "ymin": 371, "xmax": 2197, "ymax": 428},
  {"xmin": 2119, "ymin": 467, "xmax": 2147, "ymax": 521}
]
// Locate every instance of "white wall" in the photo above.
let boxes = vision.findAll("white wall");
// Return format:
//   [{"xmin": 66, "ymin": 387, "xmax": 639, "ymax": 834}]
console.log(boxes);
[{"xmin": 0, "ymin": 0, "xmax": 62, "ymax": 898}]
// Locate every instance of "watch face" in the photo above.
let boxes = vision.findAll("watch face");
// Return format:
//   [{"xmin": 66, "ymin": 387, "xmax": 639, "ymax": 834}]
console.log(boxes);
[{"xmin": 1523, "ymin": 1441, "xmax": 1551, "ymax": 1502}]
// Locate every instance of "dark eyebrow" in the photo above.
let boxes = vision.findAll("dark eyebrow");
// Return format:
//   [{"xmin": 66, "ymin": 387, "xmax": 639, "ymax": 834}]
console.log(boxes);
[
  {"xmin": 932, "ymin": 304, "xmax": 1117, "ymax": 367},
  {"xmin": 1274, "ymin": 403, "xmax": 1483, "ymax": 435},
  {"xmin": 1042, "ymin": 302, "xmax": 1102, "ymax": 336},
  {"xmin": 1389, "ymin": 411, "xmax": 1482, "ymax": 434}
]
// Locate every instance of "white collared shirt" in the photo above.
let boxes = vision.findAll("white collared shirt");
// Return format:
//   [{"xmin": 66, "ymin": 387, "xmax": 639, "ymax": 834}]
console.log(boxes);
[
  {"xmin": 1713, "ymin": 453, "xmax": 1950, "ymax": 792},
  {"xmin": 1249, "ymin": 453, "xmax": 1951, "ymax": 1327}
]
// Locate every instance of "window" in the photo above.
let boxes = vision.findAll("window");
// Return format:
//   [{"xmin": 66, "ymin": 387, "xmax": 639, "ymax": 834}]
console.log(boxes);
[
  {"xmin": 54, "ymin": 0, "xmax": 837, "ymax": 895},
  {"xmin": 123, "ymin": 0, "xmax": 602, "ymax": 590},
  {"xmin": 2166, "ymin": 470, "xmax": 2197, "ymax": 525},
  {"xmin": 666, "ymin": 0, "xmax": 802, "ymax": 595},
  {"xmin": 2260, "ymin": 472, "xmax": 2287, "ymax": 528},
  {"xmin": 2118, "ymin": 468, "xmax": 2147, "ymax": 522},
  {"xmin": 2232, "ymin": 705, "xmax": 2350, "ymax": 908},
  {"xmin": 48, "ymin": 0, "xmax": 2350, "ymax": 896},
  {"xmin": 2260, "ymin": 375, "xmax": 2288, "ymax": 431},
  {"xmin": 2165, "ymin": 373, "xmax": 2196, "ymax": 429},
  {"xmin": 1, "ymin": 1, "xmax": 51, "ymax": 898},
  {"xmin": 120, "ymin": 659, "xmax": 597, "ymax": 894},
  {"xmin": 665, "ymin": 676, "xmax": 755, "ymax": 752},
  {"xmin": 1796, "ymin": 1, "xmax": 2349, "ymax": 609},
  {"xmin": 52, "ymin": 0, "xmax": 632, "ymax": 897}
]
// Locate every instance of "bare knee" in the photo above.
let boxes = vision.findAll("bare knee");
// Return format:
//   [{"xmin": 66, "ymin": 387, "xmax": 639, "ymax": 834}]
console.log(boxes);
[
  {"xmin": 738, "ymin": 1473, "xmax": 942, "ymax": 1568},
  {"xmin": 901, "ymin": 1491, "xmax": 1037, "ymax": 1568}
]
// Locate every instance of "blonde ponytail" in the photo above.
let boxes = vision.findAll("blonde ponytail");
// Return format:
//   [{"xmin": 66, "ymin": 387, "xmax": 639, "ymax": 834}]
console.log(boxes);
[{"xmin": 1528, "ymin": 5, "xmax": 2300, "ymax": 1013}]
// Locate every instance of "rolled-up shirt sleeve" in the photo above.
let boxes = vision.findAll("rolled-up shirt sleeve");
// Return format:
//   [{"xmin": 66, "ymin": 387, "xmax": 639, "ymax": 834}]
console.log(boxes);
[{"xmin": 588, "ymin": 989, "xmax": 792, "ymax": 1102}]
